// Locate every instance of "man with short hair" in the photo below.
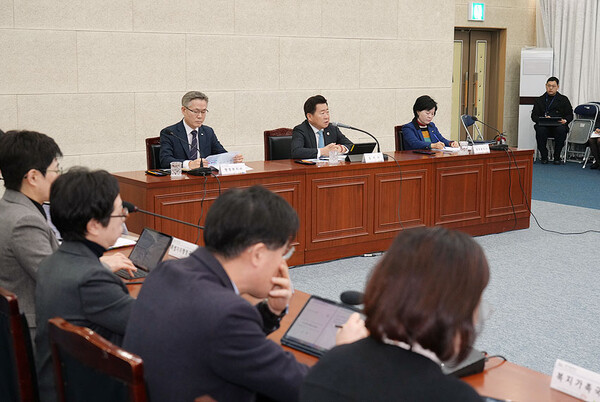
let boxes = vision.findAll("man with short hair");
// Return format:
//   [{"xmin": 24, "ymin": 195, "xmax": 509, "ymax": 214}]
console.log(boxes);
[
  {"xmin": 35, "ymin": 168, "xmax": 136, "ymax": 402},
  {"xmin": 0, "ymin": 131, "xmax": 63, "ymax": 338},
  {"xmin": 159, "ymin": 91, "xmax": 243, "ymax": 169},
  {"xmin": 531, "ymin": 77, "xmax": 574, "ymax": 164},
  {"xmin": 123, "ymin": 186, "xmax": 365, "ymax": 402},
  {"xmin": 291, "ymin": 95, "xmax": 353, "ymax": 159},
  {"xmin": 0, "ymin": 132, "xmax": 136, "ymax": 344}
]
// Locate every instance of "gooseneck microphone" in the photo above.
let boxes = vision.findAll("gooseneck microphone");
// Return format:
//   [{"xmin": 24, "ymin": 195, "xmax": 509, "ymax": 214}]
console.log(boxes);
[
  {"xmin": 330, "ymin": 122, "xmax": 385, "ymax": 156},
  {"xmin": 469, "ymin": 116, "xmax": 507, "ymax": 143},
  {"xmin": 123, "ymin": 201, "xmax": 204, "ymax": 230},
  {"xmin": 164, "ymin": 129, "xmax": 206, "ymax": 168},
  {"xmin": 340, "ymin": 290, "xmax": 364, "ymax": 306}
]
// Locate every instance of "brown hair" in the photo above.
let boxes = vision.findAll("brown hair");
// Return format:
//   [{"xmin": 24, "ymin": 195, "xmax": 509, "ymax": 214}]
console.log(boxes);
[{"xmin": 364, "ymin": 226, "xmax": 489, "ymax": 362}]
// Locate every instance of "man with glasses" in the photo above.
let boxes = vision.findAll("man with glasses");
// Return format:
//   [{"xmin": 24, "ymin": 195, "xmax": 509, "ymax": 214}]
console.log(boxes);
[
  {"xmin": 0, "ymin": 132, "xmax": 136, "ymax": 345},
  {"xmin": 531, "ymin": 77, "xmax": 573, "ymax": 165},
  {"xmin": 124, "ymin": 186, "xmax": 365, "ymax": 402},
  {"xmin": 35, "ymin": 168, "xmax": 136, "ymax": 402},
  {"xmin": 159, "ymin": 91, "xmax": 243, "ymax": 169}
]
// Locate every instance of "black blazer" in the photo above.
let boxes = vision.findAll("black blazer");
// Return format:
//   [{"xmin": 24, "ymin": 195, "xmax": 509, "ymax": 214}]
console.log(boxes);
[
  {"xmin": 301, "ymin": 337, "xmax": 481, "ymax": 402},
  {"xmin": 123, "ymin": 247, "xmax": 308, "ymax": 402},
  {"xmin": 159, "ymin": 120, "xmax": 227, "ymax": 168},
  {"xmin": 291, "ymin": 120, "xmax": 353, "ymax": 159}
]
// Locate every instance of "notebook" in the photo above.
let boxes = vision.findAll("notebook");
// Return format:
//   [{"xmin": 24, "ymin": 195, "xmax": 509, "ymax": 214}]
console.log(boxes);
[{"xmin": 114, "ymin": 228, "xmax": 173, "ymax": 279}]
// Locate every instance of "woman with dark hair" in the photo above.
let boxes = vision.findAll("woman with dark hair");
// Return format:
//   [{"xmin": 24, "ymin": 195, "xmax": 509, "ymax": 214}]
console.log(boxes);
[
  {"xmin": 300, "ymin": 226, "xmax": 489, "ymax": 401},
  {"xmin": 402, "ymin": 95, "xmax": 458, "ymax": 150}
]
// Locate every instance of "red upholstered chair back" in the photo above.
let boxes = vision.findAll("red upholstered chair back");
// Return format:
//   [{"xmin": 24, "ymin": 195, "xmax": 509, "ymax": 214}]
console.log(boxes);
[
  {"xmin": 394, "ymin": 125, "xmax": 404, "ymax": 151},
  {"xmin": 264, "ymin": 128, "xmax": 293, "ymax": 160},
  {"xmin": 48, "ymin": 317, "xmax": 147, "ymax": 402},
  {"xmin": 145, "ymin": 137, "xmax": 161, "ymax": 170},
  {"xmin": 0, "ymin": 287, "xmax": 38, "ymax": 402}
]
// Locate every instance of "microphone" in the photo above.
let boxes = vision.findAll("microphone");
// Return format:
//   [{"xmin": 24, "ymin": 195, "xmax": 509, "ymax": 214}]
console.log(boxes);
[
  {"xmin": 469, "ymin": 116, "xmax": 507, "ymax": 143},
  {"xmin": 330, "ymin": 122, "xmax": 385, "ymax": 156},
  {"xmin": 123, "ymin": 201, "xmax": 204, "ymax": 230},
  {"xmin": 340, "ymin": 290, "xmax": 364, "ymax": 306}
]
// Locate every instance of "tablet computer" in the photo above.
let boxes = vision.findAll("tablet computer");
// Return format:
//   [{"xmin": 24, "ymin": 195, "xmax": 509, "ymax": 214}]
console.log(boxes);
[
  {"xmin": 281, "ymin": 296, "xmax": 362, "ymax": 357},
  {"xmin": 538, "ymin": 117, "xmax": 562, "ymax": 126}
]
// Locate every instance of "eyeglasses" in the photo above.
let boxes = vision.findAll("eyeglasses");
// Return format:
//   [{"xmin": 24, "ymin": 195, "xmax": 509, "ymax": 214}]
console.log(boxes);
[
  {"xmin": 23, "ymin": 166, "xmax": 63, "ymax": 179},
  {"xmin": 283, "ymin": 246, "xmax": 295, "ymax": 261},
  {"xmin": 46, "ymin": 167, "xmax": 63, "ymax": 175},
  {"xmin": 110, "ymin": 207, "xmax": 129, "ymax": 219},
  {"xmin": 184, "ymin": 106, "xmax": 209, "ymax": 116}
]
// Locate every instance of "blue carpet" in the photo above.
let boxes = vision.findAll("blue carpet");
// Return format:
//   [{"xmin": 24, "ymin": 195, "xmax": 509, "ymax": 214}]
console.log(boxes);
[{"xmin": 532, "ymin": 160, "xmax": 600, "ymax": 209}]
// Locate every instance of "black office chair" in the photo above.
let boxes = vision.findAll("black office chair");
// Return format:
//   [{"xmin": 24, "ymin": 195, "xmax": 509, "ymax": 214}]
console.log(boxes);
[
  {"xmin": 394, "ymin": 125, "xmax": 404, "ymax": 151},
  {"xmin": 145, "ymin": 137, "xmax": 161, "ymax": 170},
  {"xmin": 0, "ymin": 287, "xmax": 39, "ymax": 402},
  {"xmin": 264, "ymin": 128, "xmax": 293, "ymax": 160}
]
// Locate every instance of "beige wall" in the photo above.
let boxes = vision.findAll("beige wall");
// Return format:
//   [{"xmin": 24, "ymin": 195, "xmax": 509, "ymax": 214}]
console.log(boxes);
[
  {"xmin": 455, "ymin": 0, "xmax": 537, "ymax": 145},
  {"xmin": 0, "ymin": 0, "xmax": 535, "ymax": 174}
]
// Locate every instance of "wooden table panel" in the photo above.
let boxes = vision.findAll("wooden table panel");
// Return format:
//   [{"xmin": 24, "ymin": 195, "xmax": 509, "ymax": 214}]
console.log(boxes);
[{"xmin": 114, "ymin": 149, "xmax": 534, "ymax": 265}]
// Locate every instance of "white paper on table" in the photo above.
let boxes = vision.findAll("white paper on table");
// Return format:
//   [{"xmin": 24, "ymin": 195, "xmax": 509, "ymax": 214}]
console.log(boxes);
[
  {"xmin": 205, "ymin": 152, "xmax": 241, "ymax": 168},
  {"xmin": 109, "ymin": 236, "xmax": 137, "ymax": 249},
  {"xmin": 442, "ymin": 146, "xmax": 460, "ymax": 152},
  {"xmin": 590, "ymin": 131, "xmax": 600, "ymax": 138}
]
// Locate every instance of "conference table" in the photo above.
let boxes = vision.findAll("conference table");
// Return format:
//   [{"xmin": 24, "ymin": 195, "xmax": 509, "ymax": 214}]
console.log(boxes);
[{"xmin": 114, "ymin": 149, "xmax": 534, "ymax": 266}]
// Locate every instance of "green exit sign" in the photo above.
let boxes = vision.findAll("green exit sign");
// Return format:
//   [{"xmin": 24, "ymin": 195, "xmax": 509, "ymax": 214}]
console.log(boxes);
[{"xmin": 469, "ymin": 2, "xmax": 485, "ymax": 21}]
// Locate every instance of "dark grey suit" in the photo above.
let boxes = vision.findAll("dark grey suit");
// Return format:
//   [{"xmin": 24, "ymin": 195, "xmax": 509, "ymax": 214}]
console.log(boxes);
[
  {"xmin": 0, "ymin": 189, "xmax": 59, "ymax": 333},
  {"xmin": 291, "ymin": 120, "xmax": 353, "ymax": 159},
  {"xmin": 35, "ymin": 241, "xmax": 134, "ymax": 402}
]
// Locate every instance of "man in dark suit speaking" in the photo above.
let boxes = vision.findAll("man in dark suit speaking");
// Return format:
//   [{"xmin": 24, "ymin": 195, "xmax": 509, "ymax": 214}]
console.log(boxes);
[
  {"xmin": 159, "ymin": 91, "xmax": 243, "ymax": 169},
  {"xmin": 291, "ymin": 95, "xmax": 353, "ymax": 159}
]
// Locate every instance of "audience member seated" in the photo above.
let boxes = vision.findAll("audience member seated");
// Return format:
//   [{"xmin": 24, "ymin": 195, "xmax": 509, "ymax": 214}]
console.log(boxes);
[
  {"xmin": 35, "ymin": 168, "xmax": 136, "ymax": 402},
  {"xmin": 588, "ymin": 124, "xmax": 600, "ymax": 169},
  {"xmin": 0, "ymin": 132, "xmax": 135, "ymax": 347},
  {"xmin": 291, "ymin": 95, "xmax": 353, "ymax": 159},
  {"xmin": 300, "ymin": 226, "xmax": 489, "ymax": 402},
  {"xmin": 123, "ymin": 186, "xmax": 364, "ymax": 402},
  {"xmin": 531, "ymin": 76, "xmax": 573, "ymax": 165},
  {"xmin": 402, "ymin": 95, "xmax": 458, "ymax": 150},
  {"xmin": 159, "ymin": 91, "xmax": 243, "ymax": 169},
  {"xmin": 0, "ymin": 131, "xmax": 62, "ymax": 342}
]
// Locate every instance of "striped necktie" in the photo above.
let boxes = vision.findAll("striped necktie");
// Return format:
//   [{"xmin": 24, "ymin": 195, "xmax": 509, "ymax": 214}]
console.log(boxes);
[
  {"xmin": 190, "ymin": 130, "xmax": 198, "ymax": 159},
  {"xmin": 317, "ymin": 129, "xmax": 324, "ymax": 148}
]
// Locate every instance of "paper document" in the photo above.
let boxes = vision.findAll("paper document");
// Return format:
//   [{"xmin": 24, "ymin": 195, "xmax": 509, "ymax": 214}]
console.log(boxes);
[
  {"xmin": 205, "ymin": 152, "xmax": 240, "ymax": 168},
  {"xmin": 590, "ymin": 131, "xmax": 600, "ymax": 138}
]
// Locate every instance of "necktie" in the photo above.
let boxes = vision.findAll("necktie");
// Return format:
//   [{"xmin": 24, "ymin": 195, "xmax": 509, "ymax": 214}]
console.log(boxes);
[
  {"xmin": 190, "ymin": 130, "xmax": 198, "ymax": 159},
  {"xmin": 317, "ymin": 130, "xmax": 324, "ymax": 148}
]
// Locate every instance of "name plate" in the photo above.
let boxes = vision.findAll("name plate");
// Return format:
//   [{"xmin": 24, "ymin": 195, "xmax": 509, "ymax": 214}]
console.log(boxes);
[
  {"xmin": 551, "ymin": 359, "xmax": 600, "ymax": 401},
  {"xmin": 169, "ymin": 237, "xmax": 199, "ymax": 259},
  {"xmin": 362, "ymin": 152, "xmax": 385, "ymax": 163},
  {"xmin": 219, "ymin": 163, "xmax": 246, "ymax": 176},
  {"xmin": 472, "ymin": 144, "xmax": 490, "ymax": 154}
]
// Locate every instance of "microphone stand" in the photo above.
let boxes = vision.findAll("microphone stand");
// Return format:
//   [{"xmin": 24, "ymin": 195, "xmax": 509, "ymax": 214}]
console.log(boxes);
[
  {"xmin": 334, "ymin": 124, "xmax": 388, "ymax": 161},
  {"xmin": 125, "ymin": 203, "xmax": 204, "ymax": 230}
]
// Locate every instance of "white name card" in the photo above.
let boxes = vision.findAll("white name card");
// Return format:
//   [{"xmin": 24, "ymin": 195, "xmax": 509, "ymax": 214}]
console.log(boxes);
[
  {"xmin": 219, "ymin": 163, "xmax": 246, "ymax": 176},
  {"xmin": 169, "ymin": 237, "xmax": 199, "ymax": 259},
  {"xmin": 551, "ymin": 359, "xmax": 600, "ymax": 401},
  {"xmin": 362, "ymin": 152, "xmax": 385, "ymax": 163},
  {"xmin": 472, "ymin": 144, "xmax": 490, "ymax": 154}
]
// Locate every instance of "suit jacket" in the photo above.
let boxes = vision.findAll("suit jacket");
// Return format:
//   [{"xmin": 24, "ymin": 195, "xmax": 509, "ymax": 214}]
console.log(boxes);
[
  {"xmin": 159, "ymin": 120, "xmax": 227, "ymax": 168},
  {"xmin": 0, "ymin": 189, "xmax": 59, "ymax": 330},
  {"xmin": 301, "ymin": 337, "xmax": 481, "ymax": 402},
  {"xmin": 402, "ymin": 118, "xmax": 452, "ymax": 150},
  {"xmin": 123, "ymin": 247, "xmax": 308, "ymax": 402},
  {"xmin": 531, "ymin": 91, "xmax": 574, "ymax": 132},
  {"xmin": 35, "ymin": 241, "xmax": 134, "ymax": 402},
  {"xmin": 291, "ymin": 120, "xmax": 353, "ymax": 159}
]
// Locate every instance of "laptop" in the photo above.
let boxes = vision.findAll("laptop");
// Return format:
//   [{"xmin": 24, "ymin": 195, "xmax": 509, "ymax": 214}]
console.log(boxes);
[
  {"xmin": 281, "ymin": 296, "xmax": 362, "ymax": 357},
  {"xmin": 114, "ymin": 228, "xmax": 173, "ymax": 279},
  {"xmin": 538, "ymin": 117, "xmax": 562, "ymax": 126}
]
